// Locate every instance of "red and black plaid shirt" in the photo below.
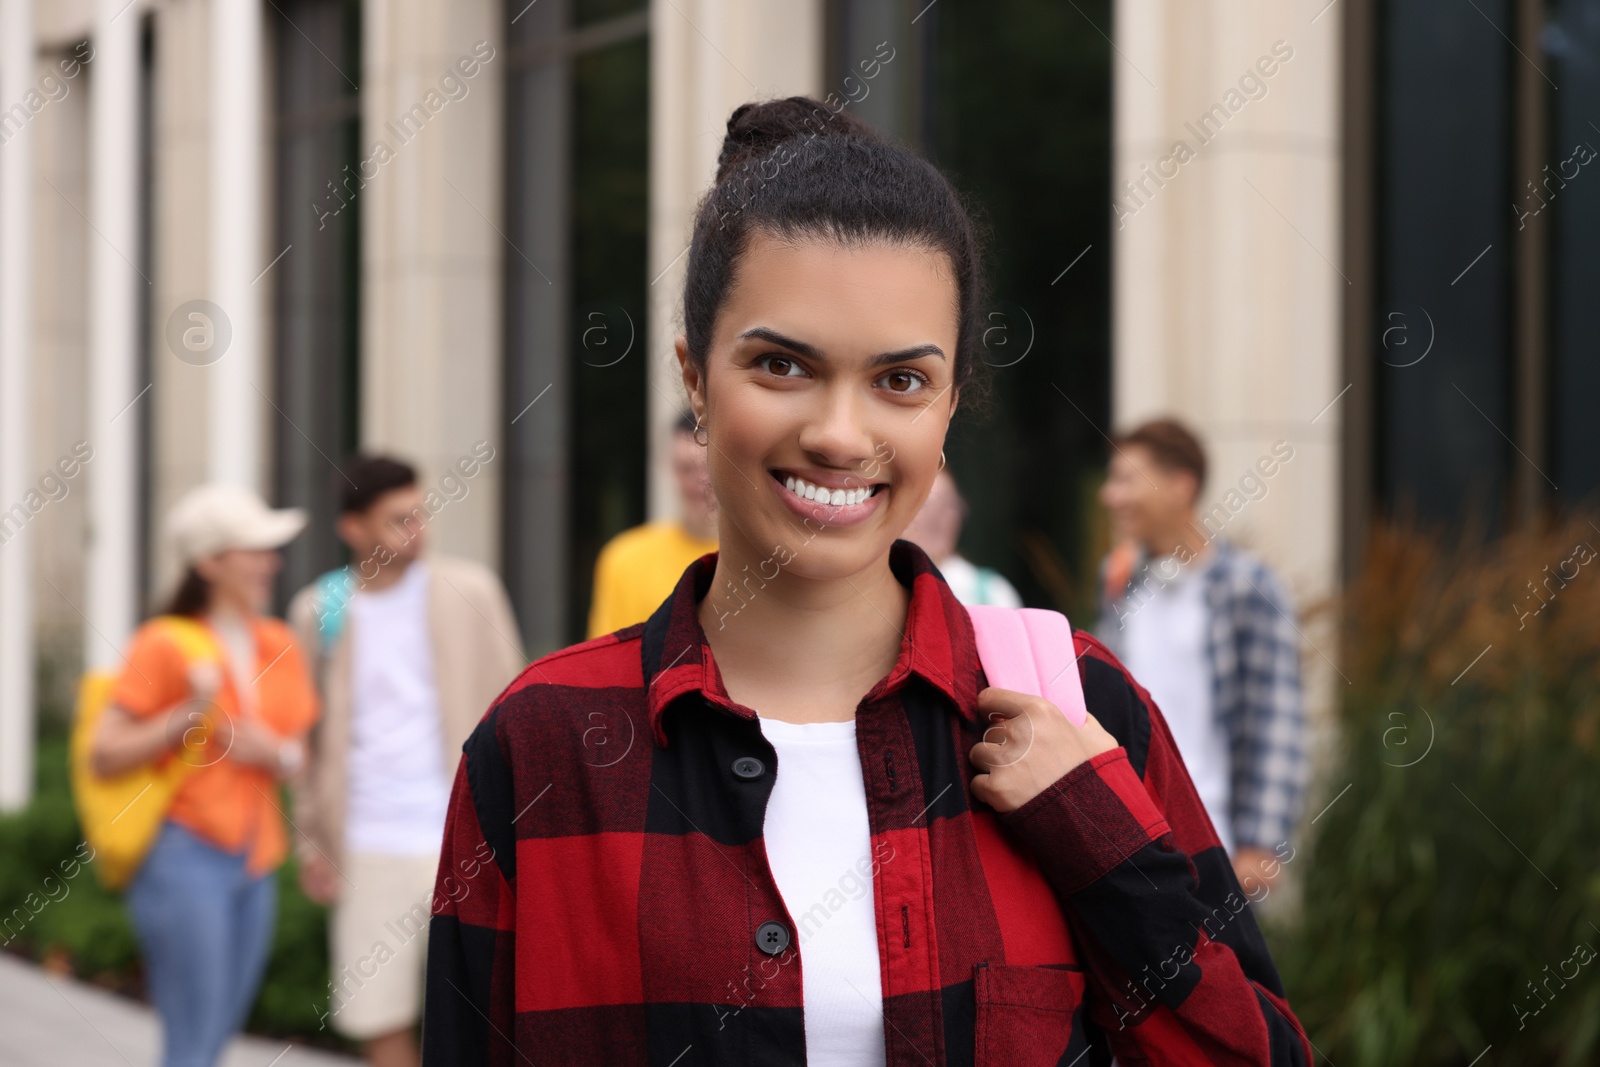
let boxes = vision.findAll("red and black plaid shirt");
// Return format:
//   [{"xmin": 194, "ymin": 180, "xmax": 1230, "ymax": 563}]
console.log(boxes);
[{"xmin": 424, "ymin": 539, "xmax": 1312, "ymax": 1066}]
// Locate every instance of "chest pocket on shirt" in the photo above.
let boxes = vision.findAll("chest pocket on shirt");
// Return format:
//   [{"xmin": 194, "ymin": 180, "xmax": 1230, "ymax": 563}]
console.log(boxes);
[{"xmin": 973, "ymin": 961, "xmax": 1087, "ymax": 1067}]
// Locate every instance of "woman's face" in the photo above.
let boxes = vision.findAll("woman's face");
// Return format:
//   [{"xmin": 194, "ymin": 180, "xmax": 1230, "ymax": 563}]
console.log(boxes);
[
  {"xmin": 679, "ymin": 233, "xmax": 960, "ymax": 582},
  {"xmin": 197, "ymin": 548, "xmax": 282, "ymax": 614}
]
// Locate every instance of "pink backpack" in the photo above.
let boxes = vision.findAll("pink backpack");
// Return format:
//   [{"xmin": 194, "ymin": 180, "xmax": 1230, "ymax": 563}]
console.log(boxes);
[{"xmin": 965, "ymin": 606, "xmax": 1089, "ymax": 726}]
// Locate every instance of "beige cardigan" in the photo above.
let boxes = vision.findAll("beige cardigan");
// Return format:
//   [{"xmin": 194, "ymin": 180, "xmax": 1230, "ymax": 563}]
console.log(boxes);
[{"xmin": 286, "ymin": 554, "xmax": 526, "ymax": 870}]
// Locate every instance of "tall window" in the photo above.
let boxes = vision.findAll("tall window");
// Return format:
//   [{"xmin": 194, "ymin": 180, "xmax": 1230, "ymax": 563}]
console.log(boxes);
[
  {"xmin": 503, "ymin": 0, "xmax": 649, "ymax": 653},
  {"xmin": 828, "ymin": 0, "xmax": 1113, "ymax": 618},
  {"xmin": 1374, "ymin": 0, "xmax": 1513, "ymax": 533},
  {"xmin": 1351, "ymin": 0, "xmax": 1600, "ymax": 543},
  {"xmin": 1548, "ymin": 0, "xmax": 1600, "ymax": 505},
  {"xmin": 270, "ymin": 0, "xmax": 362, "ymax": 605}
]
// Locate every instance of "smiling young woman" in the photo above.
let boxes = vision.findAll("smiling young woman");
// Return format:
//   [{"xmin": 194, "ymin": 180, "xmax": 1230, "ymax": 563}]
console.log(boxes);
[{"xmin": 424, "ymin": 97, "xmax": 1312, "ymax": 1066}]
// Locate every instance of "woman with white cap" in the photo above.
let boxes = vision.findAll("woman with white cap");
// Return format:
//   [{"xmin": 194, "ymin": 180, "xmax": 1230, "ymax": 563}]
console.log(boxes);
[{"xmin": 90, "ymin": 484, "xmax": 320, "ymax": 1067}]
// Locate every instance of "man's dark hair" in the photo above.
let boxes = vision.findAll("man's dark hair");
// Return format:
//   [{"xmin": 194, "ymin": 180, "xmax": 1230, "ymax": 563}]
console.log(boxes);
[
  {"xmin": 339, "ymin": 454, "xmax": 418, "ymax": 514},
  {"xmin": 1112, "ymin": 418, "xmax": 1207, "ymax": 493}
]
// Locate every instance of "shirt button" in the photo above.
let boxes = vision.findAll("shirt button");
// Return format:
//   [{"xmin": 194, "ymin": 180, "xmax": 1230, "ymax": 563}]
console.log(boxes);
[
  {"xmin": 755, "ymin": 920, "xmax": 790, "ymax": 955},
  {"xmin": 731, "ymin": 756, "xmax": 765, "ymax": 780}
]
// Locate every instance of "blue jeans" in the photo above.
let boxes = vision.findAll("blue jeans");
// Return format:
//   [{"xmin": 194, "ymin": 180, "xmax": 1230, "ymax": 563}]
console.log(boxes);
[{"xmin": 125, "ymin": 821, "xmax": 278, "ymax": 1067}]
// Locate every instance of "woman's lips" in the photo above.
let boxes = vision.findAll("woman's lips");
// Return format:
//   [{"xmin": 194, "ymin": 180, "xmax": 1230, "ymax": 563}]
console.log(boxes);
[{"xmin": 770, "ymin": 470, "xmax": 886, "ymax": 527}]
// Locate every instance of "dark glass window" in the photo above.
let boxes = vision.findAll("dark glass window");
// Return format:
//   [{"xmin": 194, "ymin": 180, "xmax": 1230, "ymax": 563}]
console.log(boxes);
[
  {"xmin": 1548, "ymin": 0, "xmax": 1600, "ymax": 505},
  {"xmin": 1374, "ymin": 0, "xmax": 1513, "ymax": 531},
  {"xmin": 271, "ymin": 0, "xmax": 362, "ymax": 606},
  {"xmin": 830, "ymin": 0, "xmax": 1112, "ymax": 618},
  {"xmin": 504, "ymin": 1, "xmax": 649, "ymax": 652},
  {"xmin": 574, "ymin": 0, "xmax": 645, "ymax": 29}
]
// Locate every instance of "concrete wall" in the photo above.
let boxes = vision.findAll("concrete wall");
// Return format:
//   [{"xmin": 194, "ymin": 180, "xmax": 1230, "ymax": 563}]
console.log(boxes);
[
  {"xmin": 148, "ymin": 0, "xmax": 219, "ymax": 602},
  {"xmin": 361, "ymin": 0, "xmax": 505, "ymax": 568},
  {"xmin": 1113, "ymin": 0, "xmax": 1344, "ymax": 780},
  {"xmin": 31, "ymin": 41, "xmax": 93, "ymax": 651}
]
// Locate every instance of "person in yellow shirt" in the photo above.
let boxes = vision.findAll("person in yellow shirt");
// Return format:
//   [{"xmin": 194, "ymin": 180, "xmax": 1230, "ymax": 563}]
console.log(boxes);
[{"xmin": 587, "ymin": 412, "xmax": 719, "ymax": 637}]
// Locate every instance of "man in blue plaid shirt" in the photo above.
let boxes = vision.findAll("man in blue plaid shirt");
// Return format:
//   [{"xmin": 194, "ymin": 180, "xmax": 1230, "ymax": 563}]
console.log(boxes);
[{"xmin": 1095, "ymin": 417, "xmax": 1308, "ymax": 891}]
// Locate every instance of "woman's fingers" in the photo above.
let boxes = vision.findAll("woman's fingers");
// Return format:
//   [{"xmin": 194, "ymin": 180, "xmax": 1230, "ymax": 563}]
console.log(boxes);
[
  {"xmin": 968, "ymin": 688, "xmax": 1121, "ymax": 813},
  {"xmin": 975, "ymin": 686, "xmax": 1037, "ymax": 719}
]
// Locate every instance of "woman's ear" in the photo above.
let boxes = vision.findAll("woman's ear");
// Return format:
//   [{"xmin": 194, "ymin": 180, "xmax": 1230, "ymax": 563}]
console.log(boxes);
[{"xmin": 675, "ymin": 335, "xmax": 705, "ymax": 422}]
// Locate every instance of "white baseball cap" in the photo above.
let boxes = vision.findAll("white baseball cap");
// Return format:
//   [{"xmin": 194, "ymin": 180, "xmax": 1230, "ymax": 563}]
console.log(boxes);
[{"xmin": 166, "ymin": 484, "xmax": 308, "ymax": 565}]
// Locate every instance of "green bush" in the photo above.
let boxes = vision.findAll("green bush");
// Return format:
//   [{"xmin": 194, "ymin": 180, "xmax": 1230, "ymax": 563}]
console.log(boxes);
[
  {"xmin": 0, "ymin": 737, "xmax": 350, "ymax": 1051},
  {"xmin": 1275, "ymin": 518, "xmax": 1600, "ymax": 1066}
]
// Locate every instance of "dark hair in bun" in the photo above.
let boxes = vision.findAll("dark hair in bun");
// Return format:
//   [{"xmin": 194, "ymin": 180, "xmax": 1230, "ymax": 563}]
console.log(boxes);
[{"xmin": 683, "ymin": 96, "xmax": 988, "ymax": 405}]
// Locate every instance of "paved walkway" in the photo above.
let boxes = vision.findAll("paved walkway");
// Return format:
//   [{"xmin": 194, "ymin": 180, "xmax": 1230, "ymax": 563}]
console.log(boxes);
[{"xmin": 0, "ymin": 953, "xmax": 358, "ymax": 1067}]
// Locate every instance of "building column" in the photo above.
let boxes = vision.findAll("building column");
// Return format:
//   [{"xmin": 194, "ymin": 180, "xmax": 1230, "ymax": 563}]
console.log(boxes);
[
  {"xmin": 1112, "ymin": 0, "xmax": 1343, "ymax": 757},
  {"xmin": 645, "ymin": 0, "xmax": 824, "ymax": 520},
  {"xmin": 361, "ymin": 0, "xmax": 504, "ymax": 567},
  {"xmin": 0, "ymin": 0, "xmax": 37, "ymax": 809},
  {"xmin": 1112, "ymin": 7, "xmax": 1342, "ymax": 598},
  {"xmin": 209, "ymin": 0, "xmax": 265, "ymax": 489},
  {"xmin": 84, "ymin": 0, "xmax": 142, "ymax": 672}
]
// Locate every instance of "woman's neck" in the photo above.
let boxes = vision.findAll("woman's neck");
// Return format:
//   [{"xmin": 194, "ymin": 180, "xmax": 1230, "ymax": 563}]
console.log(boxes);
[
  {"xmin": 205, "ymin": 598, "xmax": 255, "ymax": 625},
  {"xmin": 699, "ymin": 532, "xmax": 910, "ymax": 724}
]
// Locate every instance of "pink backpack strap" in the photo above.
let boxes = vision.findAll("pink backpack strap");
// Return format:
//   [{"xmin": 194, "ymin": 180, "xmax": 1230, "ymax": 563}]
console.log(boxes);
[{"xmin": 966, "ymin": 605, "xmax": 1089, "ymax": 726}]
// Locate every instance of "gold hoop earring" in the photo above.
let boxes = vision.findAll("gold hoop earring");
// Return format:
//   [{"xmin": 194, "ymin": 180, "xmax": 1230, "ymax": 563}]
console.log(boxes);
[
  {"xmin": 938, "ymin": 450, "xmax": 947, "ymax": 471},
  {"xmin": 693, "ymin": 418, "xmax": 709, "ymax": 446}
]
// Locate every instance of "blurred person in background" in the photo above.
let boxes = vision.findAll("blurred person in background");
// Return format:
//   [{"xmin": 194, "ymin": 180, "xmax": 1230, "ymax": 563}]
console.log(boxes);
[
  {"xmin": 287, "ymin": 454, "xmax": 524, "ymax": 1067},
  {"xmin": 1096, "ymin": 417, "xmax": 1306, "ymax": 891},
  {"xmin": 901, "ymin": 467, "xmax": 1023, "ymax": 607},
  {"xmin": 90, "ymin": 485, "xmax": 319, "ymax": 1067},
  {"xmin": 586, "ymin": 410, "xmax": 719, "ymax": 637}
]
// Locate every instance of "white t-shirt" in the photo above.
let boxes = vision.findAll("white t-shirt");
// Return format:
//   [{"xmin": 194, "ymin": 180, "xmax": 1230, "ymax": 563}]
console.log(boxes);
[
  {"xmin": 937, "ymin": 554, "xmax": 1023, "ymax": 608},
  {"xmin": 1120, "ymin": 553, "xmax": 1234, "ymax": 854},
  {"xmin": 757, "ymin": 715, "xmax": 886, "ymax": 1067},
  {"xmin": 345, "ymin": 560, "xmax": 451, "ymax": 856},
  {"xmin": 209, "ymin": 611, "xmax": 258, "ymax": 718}
]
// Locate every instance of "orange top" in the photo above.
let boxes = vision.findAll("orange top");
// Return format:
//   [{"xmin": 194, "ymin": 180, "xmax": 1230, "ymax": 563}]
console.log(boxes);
[{"xmin": 111, "ymin": 615, "xmax": 320, "ymax": 877}]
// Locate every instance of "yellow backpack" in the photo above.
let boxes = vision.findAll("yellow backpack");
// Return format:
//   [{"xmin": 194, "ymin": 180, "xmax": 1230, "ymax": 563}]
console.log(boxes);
[{"xmin": 69, "ymin": 615, "xmax": 225, "ymax": 891}]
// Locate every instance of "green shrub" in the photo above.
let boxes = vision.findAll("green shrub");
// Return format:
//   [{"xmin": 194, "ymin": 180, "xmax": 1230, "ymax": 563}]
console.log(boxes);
[
  {"xmin": 1276, "ymin": 518, "xmax": 1600, "ymax": 1066},
  {"xmin": 0, "ymin": 737, "xmax": 350, "ymax": 1051}
]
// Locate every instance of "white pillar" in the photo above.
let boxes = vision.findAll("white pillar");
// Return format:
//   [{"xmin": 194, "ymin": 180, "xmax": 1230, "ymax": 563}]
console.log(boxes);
[
  {"xmin": 84, "ymin": 0, "xmax": 142, "ymax": 673},
  {"xmin": 209, "ymin": 0, "xmax": 264, "ymax": 489},
  {"xmin": 1111, "ymin": 0, "xmax": 1341, "ymax": 602},
  {"xmin": 646, "ymin": 0, "xmax": 824, "ymax": 520},
  {"xmin": 0, "ymin": 0, "xmax": 37, "ymax": 810},
  {"xmin": 362, "ymin": 0, "xmax": 504, "ymax": 566},
  {"xmin": 1112, "ymin": 1, "xmax": 1343, "ymax": 780}
]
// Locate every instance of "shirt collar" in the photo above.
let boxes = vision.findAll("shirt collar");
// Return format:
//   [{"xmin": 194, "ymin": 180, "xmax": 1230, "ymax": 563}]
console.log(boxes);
[{"xmin": 640, "ymin": 538, "xmax": 984, "ymax": 747}]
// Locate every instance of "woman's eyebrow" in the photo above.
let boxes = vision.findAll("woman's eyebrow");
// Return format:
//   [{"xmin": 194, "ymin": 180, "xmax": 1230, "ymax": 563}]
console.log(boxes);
[
  {"xmin": 867, "ymin": 344, "xmax": 946, "ymax": 367},
  {"xmin": 738, "ymin": 326, "xmax": 946, "ymax": 367},
  {"xmin": 739, "ymin": 326, "xmax": 821, "ymax": 360}
]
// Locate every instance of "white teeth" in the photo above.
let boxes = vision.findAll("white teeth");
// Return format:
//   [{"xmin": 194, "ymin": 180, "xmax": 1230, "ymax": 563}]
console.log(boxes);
[{"xmin": 780, "ymin": 475, "xmax": 878, "ymax": 507}]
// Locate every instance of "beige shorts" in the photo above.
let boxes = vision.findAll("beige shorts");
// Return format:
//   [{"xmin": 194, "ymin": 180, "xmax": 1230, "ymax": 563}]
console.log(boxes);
[{"xmin": 326, "ymin": 850, "xmax": 440, "ymax": 1041}]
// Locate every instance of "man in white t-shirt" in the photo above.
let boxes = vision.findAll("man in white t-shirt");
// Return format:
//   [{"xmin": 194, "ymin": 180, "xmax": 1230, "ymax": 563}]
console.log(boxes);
[
  {"xmin": 288, "ymin": 454, "xmax": 525, "ymax": 1067},
  {"xmin": 1095, "ymin": 418, "xmax": 1307, "ymax": 894}
]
